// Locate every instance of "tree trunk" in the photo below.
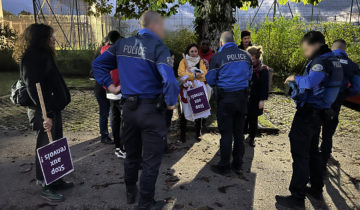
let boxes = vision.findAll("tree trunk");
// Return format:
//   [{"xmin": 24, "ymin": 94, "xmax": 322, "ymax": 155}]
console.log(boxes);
[{"xmin": 194, "ymin": 0, "xmax": 235, "ymax": 51}]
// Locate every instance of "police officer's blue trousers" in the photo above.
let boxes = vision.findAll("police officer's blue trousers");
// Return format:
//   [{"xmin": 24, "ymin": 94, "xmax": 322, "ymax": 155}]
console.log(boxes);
[
  {"xmin": 289, "ymin": 107, "xmax": 324, "ymax": 200},
  {"xmin": 216, "ymin": 90, "xmax": 247, "ymax": 169},
  {"xmin": 320, "ymin": 99, "xmax": 341, "ymax": 169},
  {"xmin": 122, "ymin": 100, "xmax": 167, "ymax": 206}
]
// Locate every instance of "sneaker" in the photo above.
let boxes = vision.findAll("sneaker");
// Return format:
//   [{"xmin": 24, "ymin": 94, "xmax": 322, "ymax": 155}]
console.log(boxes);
[
  {"xmin": 115, "ymin": 148, "xmax": 126, "ymax": 159},
  {"xmin": 275, "ymin": 195, "xmax": 305, "ymax": 209},
  {"xmin": 41, "ymin": 186, "xmax": 65, "ymax": 202},
  {"xmin": 231, "ymin": 164, "xmax": 242, "ymax": 175},
  {"xmin": 306, "ymin": 186, "xmax": 323, "ymax": 200},
  {"xmin": 126, "ymin": 185, "xmax": 138, "ymax": 204},
  {"xmin": 101, "ymin": 136, "xmax": 113, "ymax": 144}
]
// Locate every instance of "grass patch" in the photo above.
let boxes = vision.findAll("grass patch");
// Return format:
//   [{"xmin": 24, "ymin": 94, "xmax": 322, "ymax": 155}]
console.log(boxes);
[
  {"xmin": 258, "ymin": 115, "xmax": 275, "ymax": 128},
  {"xmin": 0, "ymin": 72, "xmax": 94, "ymax": 96}
]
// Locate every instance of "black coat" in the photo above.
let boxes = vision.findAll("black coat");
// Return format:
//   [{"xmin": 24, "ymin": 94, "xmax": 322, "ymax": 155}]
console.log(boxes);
[
  {"xmin": 248, "ymin": 65, "xmax": 269, "ymax": 116},
  {"xmin": 21, "ymin": 49, "xmax": 70, "ymax": 118}
]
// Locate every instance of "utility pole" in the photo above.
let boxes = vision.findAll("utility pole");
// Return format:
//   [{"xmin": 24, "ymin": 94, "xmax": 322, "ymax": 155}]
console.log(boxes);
[
  {"xmin": 273, "ymin": 0, "xmax": 277, "ymax": 21},
  {"xmin": 350, "ymin": 0, "xmax": 354, "ymax": 23},
  {"xmin": 32, "ymin": 0, "xmax": 38, "ymax": 23}
]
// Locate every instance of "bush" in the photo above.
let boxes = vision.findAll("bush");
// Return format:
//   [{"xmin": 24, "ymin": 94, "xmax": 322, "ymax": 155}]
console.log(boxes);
[
  {"xmin": 56, "ymin": 49, "xmax": 96, "ymax": 77},
  {"xmin": 234, "ymin": 17, "xmax": 360, "ymax": 90},
  {"xmin": 163, "ymin": 28, "xmax": 198, "ymax": 76}
]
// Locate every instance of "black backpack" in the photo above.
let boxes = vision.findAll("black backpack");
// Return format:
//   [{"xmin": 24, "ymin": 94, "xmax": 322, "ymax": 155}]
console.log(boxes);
[{"xmin": 10, "ymin": 79, "xmax": 33, "ymax": 106}]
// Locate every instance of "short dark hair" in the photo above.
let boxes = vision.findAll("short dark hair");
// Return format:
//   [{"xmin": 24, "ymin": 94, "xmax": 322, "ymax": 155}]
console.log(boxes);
[
  {"xmin": 185, "ymin": 43, "xmax": 198, "ymax": 55},
  {"xmin": 241, "ymin": 30, "xmax": 251, "ymax": 39},
  {"xmin": 170, "ymin": 50, "xmax": 175, "ymax": 56},
  {"xmin": 333, "ymin": 39, "xmax": 347, "ymax": 46},
  {"xmin": 107, "ymin": 30, "xmax": 121, "ymax": 45},
  {"xmin": 301, "ymin": 31, "xmax": 325, "ymax": 45}
]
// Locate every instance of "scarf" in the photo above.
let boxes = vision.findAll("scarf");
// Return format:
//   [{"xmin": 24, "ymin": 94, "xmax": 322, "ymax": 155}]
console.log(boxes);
[{"xmin": 185, "ymin": 55, "xmax": 201, "ymax": 68}]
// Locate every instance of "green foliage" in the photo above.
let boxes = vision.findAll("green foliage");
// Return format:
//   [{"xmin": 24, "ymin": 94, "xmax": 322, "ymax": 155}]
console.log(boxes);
[
  {"xmin": 56, "ymin": 50, "xmax": 95, "ymax": 76},
  {"xmin": 163, "ymin": 28, "xmax": 197, "ymax": 75},
  {"xmin": 234, "ymin": 17, "xmax": 360, "ymax": 90}
]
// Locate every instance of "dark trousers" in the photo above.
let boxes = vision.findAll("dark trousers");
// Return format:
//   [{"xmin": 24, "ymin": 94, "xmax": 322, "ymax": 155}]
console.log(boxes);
[
  {"xmin": 216, "ymin": 91, "xmax": 247, "ymax": 169},
  {"xmin": 110, "ymin": 100, "xmax": 123, "ymax": 149},
  {"xmin": 320, "ymin": 102, "xmax": 341, "ymax": 168},
  {"xmin": 179, "ymin": 113, "xmax": 203, "ymax": 141},
  {"xmin": 94, "ymin": 83, "xmax": 110, "ymax": 139},
  {"xmin": 123, "ymin": 101, "xmax": 167, "ymax": 206},
  {"xmin": 27, "ymin": 108, "xmax": 63, "ymax": 181},
  {"xmin": 289, "ymin": 107, "xmax": 324, "ymax": 200},
  {"xmin": 244, "ymin": 114, "xmax": 258, "ymax": 139}
]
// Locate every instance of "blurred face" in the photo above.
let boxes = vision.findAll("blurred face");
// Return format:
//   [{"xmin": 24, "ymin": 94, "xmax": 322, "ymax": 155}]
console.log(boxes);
[
  {"xmin": 250, "ymin": 55, "xmax": 258, "ymax": 64},
  {"xmin": 149, "ymin": 17, "xmax": 165, "ymax": 39},
  {"xmin": 188, "ymin": 46, "xmax": 198, "ymax": 57},
  {"xmin": 242, "ymin": 35, "xmax": 251, "ymax": 46},
  {"xmin": 49, "ymin": 34, "xmax": 56, "ymax": 49},
  {"xmin": 201, "ymin": 41, "xmax": 210, "ymax": 52},
  {"xmin": 301, "ymin": 41, "xmax": 321, "ymax": 59}
]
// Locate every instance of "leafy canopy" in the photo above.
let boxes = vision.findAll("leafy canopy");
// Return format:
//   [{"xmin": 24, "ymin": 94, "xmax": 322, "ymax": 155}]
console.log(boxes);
[{"xmin": 84, "ymin": 0, "xmax": 321, "ymax": 18}]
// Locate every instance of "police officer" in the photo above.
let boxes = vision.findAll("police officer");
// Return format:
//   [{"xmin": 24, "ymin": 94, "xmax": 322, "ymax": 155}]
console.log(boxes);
[
  {"xmin": 92, "ymin": 11, "xmax": 179, "ymax": 210},
  {"xmin": 321, "ymin": 39, "xmax": 360, "ymax": 170},
  {"xmin": 276, "ymin": 31, "xmax": 343, "ymax": 208},
  {"xmin": 206, "ymin": 31, "xmax": 252, "ymax": 175}
]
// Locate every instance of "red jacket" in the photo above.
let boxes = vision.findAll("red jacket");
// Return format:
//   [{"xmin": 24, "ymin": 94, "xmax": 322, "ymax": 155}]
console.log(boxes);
[
  {"xmin": 100, "ymin": 45, "xmax": 120, "ymax": 87},
  {"xmin": 199, "ymin": 48, "xmax": 214, "ymax": 69}
]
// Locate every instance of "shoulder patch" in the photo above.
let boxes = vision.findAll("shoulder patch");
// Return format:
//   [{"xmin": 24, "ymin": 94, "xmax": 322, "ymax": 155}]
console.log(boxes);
[
  {"xmin": 167, "ymin": 56, "xmax": 174, "ymax": 67},
  {"xmin": 339, "ymin": 59, "xmax": 348, "ymax": 64},
  {"xmin": 311, "ymin": 64, "xmax": 324, "ymax": 72}
]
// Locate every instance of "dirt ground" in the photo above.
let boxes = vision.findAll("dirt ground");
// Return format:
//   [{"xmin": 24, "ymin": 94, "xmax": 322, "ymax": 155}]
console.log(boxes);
[{"xmin": 0, "ymin": 91, "xmax": 359, "ymax": 210}]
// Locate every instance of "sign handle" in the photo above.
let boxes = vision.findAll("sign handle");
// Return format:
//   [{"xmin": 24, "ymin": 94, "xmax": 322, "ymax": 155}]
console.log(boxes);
[{"xmin": 36, "ymin": 83, "xmax": 53, "ymax": 142}]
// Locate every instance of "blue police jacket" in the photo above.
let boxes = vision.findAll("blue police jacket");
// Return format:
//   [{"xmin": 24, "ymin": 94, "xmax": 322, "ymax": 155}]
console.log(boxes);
[
  {"xmin": 332, "ymin": 49, "xmax": 360, "ymax": 97},
  {"xmin": 206, "ymin": 42, "xmax": 252, "ymax": 92},
  {"xmin": 92, "ymin": 28, "xmax": 179, "ymax": 106},
  {"xmin": 294, "ymin": 45, "xmax": 343, "ymax": 109}
]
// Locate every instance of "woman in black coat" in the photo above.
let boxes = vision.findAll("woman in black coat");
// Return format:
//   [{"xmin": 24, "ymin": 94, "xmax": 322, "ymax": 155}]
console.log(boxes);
[
  {"xmin": 244, "ymin": 46, "xmax": 270, "ymax": 147},
  {"xmin": 13, "ymin": 23, "xmax": 73, "ymax": 202}
]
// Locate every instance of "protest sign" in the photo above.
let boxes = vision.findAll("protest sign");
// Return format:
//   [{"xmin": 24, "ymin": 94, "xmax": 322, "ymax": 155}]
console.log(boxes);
[
  {"xmin": 187, "ymin": 86, "xmax": 210, "ymax": 114},
  {"xmin": 37, "ymin": 137, "xmax": 74, "ymax": 185},
  {"xmin": 35, "ymin": 83, "xmax": 74, "ymax": 185}
]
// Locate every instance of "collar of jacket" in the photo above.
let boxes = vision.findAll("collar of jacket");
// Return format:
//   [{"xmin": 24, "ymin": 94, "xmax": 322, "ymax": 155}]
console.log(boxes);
[
  {"xmin": 137, "ymin": 28, "xmax": 161, "ymax": 41},
  {"xmin": 332, "ymin": 49, "xmax": 348, "ymax": 59},
  {"xmin": 218, "ymin": 42, "xmax": 237, "ymax": 52},
  {"xmin": 310, "ymin": 44, "xmax": 332, "ymax": 60}
]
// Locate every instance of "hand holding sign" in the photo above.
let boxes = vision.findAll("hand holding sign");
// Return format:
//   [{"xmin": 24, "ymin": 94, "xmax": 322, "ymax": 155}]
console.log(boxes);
[{"xmin": 36, "ymin": 83, "xmax": 74, "ymax": 185}]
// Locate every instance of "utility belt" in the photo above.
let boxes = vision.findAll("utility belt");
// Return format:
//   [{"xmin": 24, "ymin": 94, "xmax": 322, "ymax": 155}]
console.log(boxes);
[
  {"xmin": 124, "ymin": 94, "xmax": 166, "ymax": 111},
  {"xmin": 299, "ymin": 103, "xmax": 335, "ymax": 122},
  {"xmin": 215, "ymin": 87, "xmax": 248, "ymax": 100}
]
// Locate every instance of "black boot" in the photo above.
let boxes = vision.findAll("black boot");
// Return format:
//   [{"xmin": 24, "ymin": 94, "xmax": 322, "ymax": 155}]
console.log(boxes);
[
  {"xmin": 275, "ymin": 195, "xmax": 305, "ymax": 209},
  {"xmin": 306, "ymin": 186, "xmax": 323, "ymax": 200},
  {"xmin": 126, "ymin": 185, "xmax": 138, "ymax": 204},
  {"xmin": 195, "ymin": 119, "xmax": 202, "ymax": 141},
  {"xmin": 137, "ymin": 200, "xmax": 166, "ymax": 210},
  {"xmin": 179, "ymin": 114, "xmax": 186, "ymax": 143}
]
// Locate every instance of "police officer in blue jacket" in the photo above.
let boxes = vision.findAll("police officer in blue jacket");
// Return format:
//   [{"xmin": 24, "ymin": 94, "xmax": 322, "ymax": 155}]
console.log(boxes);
[
  {"xmin": 276, "ymin": 31, "xmax": 343, "ymax": 208},
  {"xmin": 92, "ymin": 11, "xmax": 179, "ymax": 210},
  {"xmin": 321, "ymin": 39, "xmax": 360, "ymax": 170},
  {"xmin": 206, "ymin": 31, "xmax": 252, "ymax": 175}
]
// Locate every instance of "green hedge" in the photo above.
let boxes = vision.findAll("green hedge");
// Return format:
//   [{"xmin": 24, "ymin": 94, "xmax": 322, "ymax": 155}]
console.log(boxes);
[
  {"xmin": 0, "ymin": 49, "xmax": 96, "ymax": 77},
  {"xmin": 234, "ymin": 17, "xmax": 360, "ymax": 89}
]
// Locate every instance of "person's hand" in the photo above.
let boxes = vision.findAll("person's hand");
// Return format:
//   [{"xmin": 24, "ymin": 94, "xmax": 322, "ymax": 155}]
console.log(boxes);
[
  {"xmin": 284, "ymin": 75, "xmax": 295, "ymax": 84},
  {"xmin": 108, "ymin": 84, "xmax": 121, "ymax": 94},
  {"xmin": 259, "ymin": 100, "xmax": 265, "ymax": 109},
  {"xmin": 43, "ymin": 118, "xmax": 53, "ymax": 132},
  {"xmin": 195, "ymin": 72, "xmax": 203, "ymax": 80},
  {"xmin": 167, "ymin": 105, "xmax": 175, "ymax": 110}
]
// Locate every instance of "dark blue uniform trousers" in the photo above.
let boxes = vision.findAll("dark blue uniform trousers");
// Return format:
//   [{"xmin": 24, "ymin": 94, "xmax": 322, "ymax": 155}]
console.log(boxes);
[
  {"xmin": 320, "ymin": 98, "xmax": 342, "ymax": 168},
  {"xmin": 289, "ymin": 106, "xmax": 324, "ymax": 199},
  {"xmin": 122, "ymin": 100, "xmax": 167, "ymax": 206},
  {"xmin": 216, "ymin": 90, "xmax": 247, "ymax": 169}
]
